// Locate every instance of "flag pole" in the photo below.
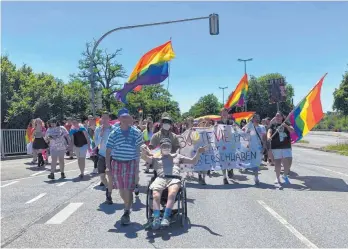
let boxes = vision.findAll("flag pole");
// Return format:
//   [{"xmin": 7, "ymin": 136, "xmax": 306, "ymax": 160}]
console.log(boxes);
[
  {"xmin": 270, "ymin": 73, "xmax": 327, "ymax": 139},
  {"xmin": 165, "ymin": 37, "xmax": 172, "ymax": 112}
]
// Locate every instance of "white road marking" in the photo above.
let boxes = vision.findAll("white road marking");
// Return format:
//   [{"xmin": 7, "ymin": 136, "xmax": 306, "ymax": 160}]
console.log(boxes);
[
  {"xmin": 314, "ymin": 165, "xmax": 348, "ymax": 178},
  {"xmin": 26, "ymin": 193, "xmax": 47, "ymax": 204},
  {"xmin": 56, "ymin": 182, "xmax": 67, "ymax": 187},
  {"xmin": 46, "ymin": 203, "xmax": 83, "ymax": 224},
  {"xmin": 0, "ymin": 181, "xmax": 19, "ymax": 188},
  {"xmin": 31, "ymin": 171, "xmax": 47, "ymax": 176},
  {"xmin": 258, "ymin": 200, "xmax": 318, "ymax": 248}
]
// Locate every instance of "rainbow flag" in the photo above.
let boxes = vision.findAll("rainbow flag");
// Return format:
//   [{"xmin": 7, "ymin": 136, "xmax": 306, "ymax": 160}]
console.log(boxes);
[
  {"xmin": 115, "ymin": 41, "xmax": 175, "ymax": 103},
  {"xmin": 232, "ymin": 112, "xmax": 255, "ymax": 125},
  {"xmin": 225, "ymin": 74, "xmax": 248, "ymax": 109},
  {"xmin": 289, "ymin": 73, "xmax": 327, "ymax": 143},
  {"xmin": 25, "ymin": 128, "xmax": 33, "ymax": 144},
  {"xmin": 151, "ymin": 146, "xmax": 161, "ymax": 157}
]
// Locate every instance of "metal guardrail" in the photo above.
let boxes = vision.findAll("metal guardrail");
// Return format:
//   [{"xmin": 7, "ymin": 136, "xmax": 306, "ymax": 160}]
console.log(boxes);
[{"xmin": 1, "ymin": 129, "xmax": 27, "ymax": 158}]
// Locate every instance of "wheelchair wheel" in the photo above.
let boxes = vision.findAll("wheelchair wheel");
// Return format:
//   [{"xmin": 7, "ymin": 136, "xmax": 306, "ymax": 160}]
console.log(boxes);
[
  {"xmin": 183, "ymin": 184, "xmax": 188, "ymax": 218},
  {"xmin": 180, "ymin": 182, "xmax": 187, "ymax": 227},
  {"xmin": 146, "ymin": 184, "xmax": 153, "ymax": 220}
]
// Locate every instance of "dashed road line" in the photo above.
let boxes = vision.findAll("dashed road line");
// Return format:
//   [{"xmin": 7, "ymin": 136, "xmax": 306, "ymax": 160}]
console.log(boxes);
[
  {"xmin": 46, "ymin": 203, "xmax": 83, "ymax": 224},
  {"xmin": 56, "ymin": 182, "xmax": 67, "ymax": 187},
  {"xmin": 31, "ymin": 171, "xmax": 47, "ymax": 176},
  {"xmin": 26, "ymin": 193, "xmax": 47, "ymax": 204},
  {"xmin": 258, "ymin": 200, "xmax": 318, "ymax": 248},
  {"xmin": 0, "ymin": 181, "xmax": 19, "ymax": 188}
]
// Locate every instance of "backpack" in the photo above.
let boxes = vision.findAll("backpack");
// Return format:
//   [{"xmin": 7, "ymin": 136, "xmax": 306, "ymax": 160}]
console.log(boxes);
[{"xmin": 73, "ymin": 130, "xmax": 88, "ymax": 147}]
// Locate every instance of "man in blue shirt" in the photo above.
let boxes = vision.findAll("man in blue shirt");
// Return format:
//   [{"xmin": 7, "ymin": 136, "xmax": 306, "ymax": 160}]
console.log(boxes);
[
  {"xmin": 106, "ymin": 108, "xmax": 143, "ymax": 225},
  {"xmin": 94, "ymin": 111, "xmax": 114, "ymax": 204}
]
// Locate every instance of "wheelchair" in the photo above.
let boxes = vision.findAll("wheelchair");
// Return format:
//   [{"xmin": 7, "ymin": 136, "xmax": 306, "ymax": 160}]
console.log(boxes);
[{"xmin": 146, "ymin": 171, "xmax": 188, "ymax": 227}]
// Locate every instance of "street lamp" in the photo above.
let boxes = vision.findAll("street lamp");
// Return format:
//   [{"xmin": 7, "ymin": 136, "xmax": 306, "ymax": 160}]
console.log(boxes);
[
  {"xmin": 237, "ymin": 58, "xmax": 253, "ymax": 74},
  {"xmin": 219, "ymin": 86, "xmax": 228, "ymax": 105},
  {"xmin": 89, "ymin": 14, "xmax": 220, "ymax": 116}
]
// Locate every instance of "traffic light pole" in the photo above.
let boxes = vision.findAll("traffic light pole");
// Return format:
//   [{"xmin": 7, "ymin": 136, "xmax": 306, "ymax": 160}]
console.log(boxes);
[
  {"xmin": 89, "ymin": 14, "xmax": 219, "ymax": 116},
  {"xmin": 219, "ymin": 86, "xmax": 228, "ymax": 105}
]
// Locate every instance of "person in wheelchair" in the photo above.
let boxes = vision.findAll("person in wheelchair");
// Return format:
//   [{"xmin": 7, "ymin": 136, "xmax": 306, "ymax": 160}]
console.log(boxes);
[{"xmin": 141, "ymin": 138, "xmax": 206, "ymax": 230}]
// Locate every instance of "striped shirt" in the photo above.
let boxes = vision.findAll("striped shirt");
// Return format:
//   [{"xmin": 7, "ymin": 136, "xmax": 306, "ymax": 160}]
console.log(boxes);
[{"xmin": 106, "ymin": 126, "xmax": 143, "ymax": 161}]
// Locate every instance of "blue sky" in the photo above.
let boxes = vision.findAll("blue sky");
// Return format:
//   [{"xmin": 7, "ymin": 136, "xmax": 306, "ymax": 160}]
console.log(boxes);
[{"xmin": 2, "ymin": 1, "xmax": 348, "ymax": 113}]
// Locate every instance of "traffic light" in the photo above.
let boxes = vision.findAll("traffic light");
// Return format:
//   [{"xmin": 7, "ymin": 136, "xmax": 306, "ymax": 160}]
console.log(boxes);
[{"xmin": 209, "ymin": 14, "xmax": 219, "ymax": 35}]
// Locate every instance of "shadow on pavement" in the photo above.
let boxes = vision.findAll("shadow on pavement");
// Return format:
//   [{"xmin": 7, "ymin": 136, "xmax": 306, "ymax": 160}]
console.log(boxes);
[
  {"xmin": 186, "ymin": 182, "xmax": 275, "ymax": 190},
  {"xmin": 289, "ymin": 175, "xmax": 348, "ymax": 192},
  {"xmin": 97, "ymin": 202, "xmax": 124, "ymax": 215},
  {"xmin": 145, "ymin": 217, "xmax": 222, "ymax": 243},
  {"xmin": 132, "ymin": 196, "xmax": 146, "ymax": 212},
  {"xmin": 108, "ymin": 221, "xmax": 144, "ymax": 239}
]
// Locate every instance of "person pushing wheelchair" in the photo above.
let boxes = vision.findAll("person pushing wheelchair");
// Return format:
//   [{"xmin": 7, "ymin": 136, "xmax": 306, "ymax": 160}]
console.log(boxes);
[{"xmin": 141, "ymin": 138, "xmax": 206, "ymax": 230}]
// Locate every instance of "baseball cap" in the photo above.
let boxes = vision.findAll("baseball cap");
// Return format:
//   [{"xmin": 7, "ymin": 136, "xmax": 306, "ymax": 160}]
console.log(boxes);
[
  {"xmin": 118, "ymin": 108, "xmax": 131, "ymax": 117},
  {"xmin": 161, "ymin": 112, "xmax": 172, "ymax": 121}
]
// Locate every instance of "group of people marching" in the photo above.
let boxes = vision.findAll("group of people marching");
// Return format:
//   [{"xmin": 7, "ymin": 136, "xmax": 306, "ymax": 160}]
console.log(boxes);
[{"xmin": 26, "ymin": 107, "xmax": 294, "ymax": 228}]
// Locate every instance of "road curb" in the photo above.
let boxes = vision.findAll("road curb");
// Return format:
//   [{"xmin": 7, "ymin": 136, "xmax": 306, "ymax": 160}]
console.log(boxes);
[{"xmin": 293, "ymin": 144, "xmax": 342, "ymax": 155}]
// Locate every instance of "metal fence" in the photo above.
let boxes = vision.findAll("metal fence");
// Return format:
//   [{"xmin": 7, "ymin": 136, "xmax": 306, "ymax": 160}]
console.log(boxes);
[{"xmin": 1, "ymin": 129, "xmax": 27, "ymax": 158}]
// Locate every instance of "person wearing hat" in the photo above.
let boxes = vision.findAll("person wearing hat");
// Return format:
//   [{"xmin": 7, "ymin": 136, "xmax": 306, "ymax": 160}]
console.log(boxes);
[
  {"xmin": 141, "ymin": 137, "xmax": 206, "ymax": 229},
  {"xmin": 105, "ymin": 108, "xmax": 144, "ymax": 225},
  {"xmin": 216, "ymin": 107, "xmax": 236, "ymax": 184},
  {"xmin": 148, "ymin": 112, "xmax": 180, "ymax": 153}
]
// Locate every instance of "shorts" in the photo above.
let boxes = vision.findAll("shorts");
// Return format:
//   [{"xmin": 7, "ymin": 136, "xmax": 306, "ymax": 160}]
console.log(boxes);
[
  {"xmin": 111, "ymin": 159, "xmax": 137, "ymax": 190},
  {"xmin": 150, "ymin": 177, "xmax": 181, "ymax": 192},
  {"xmin": 50, "ymin": 150, "xmax": 65, "ymax": 157},
  {"xmin": 272, "ymin": 148, "xmax": 292, "ymax": 160},
  {"xmin": 74, "ymin": 145, "xmax": 88, "ymax": 158},
  {"xmin": 33, "ymin": 138, "xmax": 48, "ymax": 150},
  {"xmin": 97, "ymin": 155, "xmax": 106, "ymax": 174}
]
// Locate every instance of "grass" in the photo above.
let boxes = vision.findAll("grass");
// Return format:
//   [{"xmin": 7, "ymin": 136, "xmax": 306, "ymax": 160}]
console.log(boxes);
[
  {"xmin": 324, "ymin": 143, "xmax": 348, "ymax": 156},
  {"xmin": 297, "ymin": 140, "xmax": 309, "ymax": 144}
]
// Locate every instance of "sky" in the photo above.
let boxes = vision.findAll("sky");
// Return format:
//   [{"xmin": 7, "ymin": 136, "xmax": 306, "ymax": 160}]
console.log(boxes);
[{"xmin": 2, "ymin": 1, "xmax": 348, "ymax": 114}]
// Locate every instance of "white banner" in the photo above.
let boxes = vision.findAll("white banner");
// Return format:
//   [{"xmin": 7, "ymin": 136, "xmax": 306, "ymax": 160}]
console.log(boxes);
[{"xmin": 178, "ymin": 124, "xmax": 262, "ymax": 171}]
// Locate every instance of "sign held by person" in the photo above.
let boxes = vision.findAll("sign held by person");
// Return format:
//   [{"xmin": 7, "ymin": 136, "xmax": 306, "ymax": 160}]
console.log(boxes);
[{"xmin": 178, "ymin": 124, "xmax": 262, "ymax": 171}]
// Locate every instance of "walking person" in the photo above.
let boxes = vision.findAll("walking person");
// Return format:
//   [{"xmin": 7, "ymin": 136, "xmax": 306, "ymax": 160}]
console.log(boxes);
[
  {"xmin": 143, "ymin": 118, "xmax": 154, "ymax": 173},
  {"xmin": 32, "ymin": 118, "xmax": 48, "ymax": 167},
  {"xmin": 267, "ymin": 112, "xmax": 294, "ymax": 187},
  {"xmin": 45, "ymin": 119, "xmax": 70, "ymax": 180},
  {"xmin": 105, "ymin": 108, "xmax": 144, "ymax": 225},
  {"xmin": 70, "ymin": 117, "xmax": 90, "ymax": 179},
  {"xmin": 216, "ymin": 108, "xmax": 235, "ymax": 184},
  {"xmin": 64, "ymin": 117, "xmax": 74, "ymax": 159},
  {"xmin": 94, "ymin": 112, "xmax": 114, "ymax": 204}
]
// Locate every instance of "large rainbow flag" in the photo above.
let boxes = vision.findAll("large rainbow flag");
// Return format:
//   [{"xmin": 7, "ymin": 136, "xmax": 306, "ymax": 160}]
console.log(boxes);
[
  {"xmin": 115, "ymin": 41, "xmax": 175, "ymax": 103},
  {"xmin": 289, "ymin": 73, "xmax": 327, "ymax": 143},
  {"xmin": 224, "ymin": 74, "xmax": 248, "ymax": 109}
]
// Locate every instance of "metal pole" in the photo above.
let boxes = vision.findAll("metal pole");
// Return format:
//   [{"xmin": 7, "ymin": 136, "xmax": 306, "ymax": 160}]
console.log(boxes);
[
  {"xmin": 89, "ymin": 16, "xmax": 211, "ymax": 116},
  {"xmin": 219, "ymin": 86, "xmax": 228, "ymax": 104},
  {"xmin": 237, "ymin": 58, "xmax": 253, "ymax": 112}
]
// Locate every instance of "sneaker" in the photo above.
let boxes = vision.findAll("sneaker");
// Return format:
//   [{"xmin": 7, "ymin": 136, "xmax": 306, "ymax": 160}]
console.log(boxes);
[
  {"xmin": 121, "ymin": 211, "xmax": 131, "ymax": 225},
  {"xmin": 282, "ymin": 175, "xmax": 291, "ymax": 184},
  {"xmin": 48, "ymin": 173, "xmax": 55, "ymax": 180},
  {"xmin": 274, "ymin": 179, "xmax": 281, "ymax": 185},
  {"xmin": 134, "ymin": 185, "xmax": 139, "ymax": 196},
  {"xmin": 92, "ymin": 168, "xmax": 98, "ymax": 174},
  {"xmin": 79, "ymin": 174, "xmax": 84, "ymax": 179},
  {"xmin": 228, "ymin": 170, "xmax": 234, "ymax": 179},
  {"xmin": 223, "ymin": 178, "xmax": 229, "ymax": 185},
  {"xmin": 161, "ymin": 217, "xmax": 171, "ymax": 227},
  {"xmin": 105, "ymin": 190, "xmax": 113, "ymax": 205},
  {"xmin": 60, "ymin": 172, "xmax": 66, "ymax": 179},
  {"xmin": 152, "ymin": 217, "xmax": 161, "ymax": 230},
  {"xmin": 254, "ymin": 175, "xmax": 260, "ymax": 185}
]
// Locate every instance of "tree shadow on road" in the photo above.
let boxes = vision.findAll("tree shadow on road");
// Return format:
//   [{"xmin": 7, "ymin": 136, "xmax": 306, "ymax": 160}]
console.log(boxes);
[
  {"xmin": 145, "ymin": 217, "xmax": 222, "ymax": 243},
  {"xmin": 287, "ymin": 175, "xmax": 348, "ymax": 192}
]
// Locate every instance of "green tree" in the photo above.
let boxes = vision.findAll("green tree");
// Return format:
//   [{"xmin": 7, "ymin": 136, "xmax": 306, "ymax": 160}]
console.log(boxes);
[
  {"xmin": 125, "ymin": 85, "xmax": 181, "ymax": 122},
  {"xmin": 188, "ymin": 94, "xmax": 221, "ymax": 118},
  {"xmin": 333, "ymin": 69, "xmax": 348, "ymax": 117},
  {"xmin": 245, "ymin": 73, "xmax": 294, "ymax": 118},
  {"xmin": 73, "ymin": 42, "xmax": 127, "ymax": 112}
]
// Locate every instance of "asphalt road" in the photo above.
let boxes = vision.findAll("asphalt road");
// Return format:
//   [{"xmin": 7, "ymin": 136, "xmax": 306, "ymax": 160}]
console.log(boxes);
[
  {"xmin": 302, "ymin": 131, "xmax": 348, "ymax": 148},
  {"xmin": 1, "ymin": 147, "xmax": 348, "ymax": 248}
]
